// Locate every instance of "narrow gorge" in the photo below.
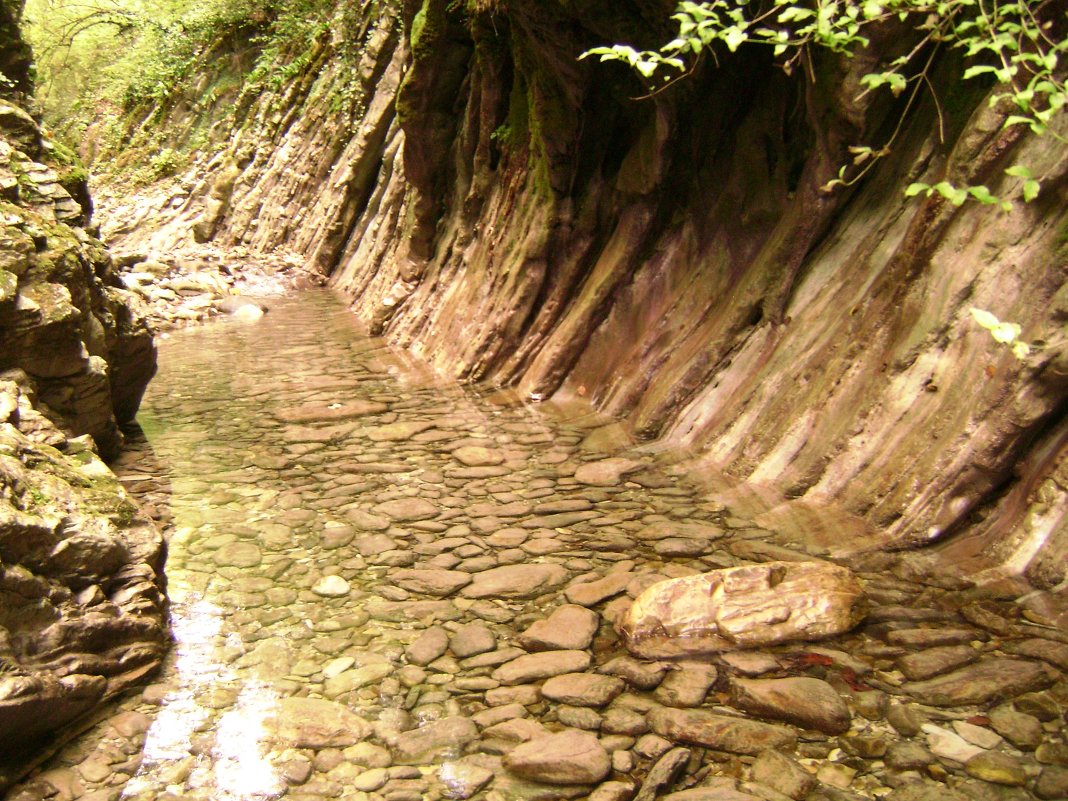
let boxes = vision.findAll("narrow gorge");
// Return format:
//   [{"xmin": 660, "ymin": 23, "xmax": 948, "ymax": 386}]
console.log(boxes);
[{"xmin": 1, "ymin": 0, "xmax": 1067, "ymax": 800}]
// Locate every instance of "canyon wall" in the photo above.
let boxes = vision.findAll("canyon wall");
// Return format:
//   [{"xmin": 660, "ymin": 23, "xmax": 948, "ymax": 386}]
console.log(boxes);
[
  {"xmin": 1, "ymin": 3, "xmax": 166, "ymax": 786},
  {"xmin": 106, "ymin": 0, "xmax": 1068, "ymax": 588}
]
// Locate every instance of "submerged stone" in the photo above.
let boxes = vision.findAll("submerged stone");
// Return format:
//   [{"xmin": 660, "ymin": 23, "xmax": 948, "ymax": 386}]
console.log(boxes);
[{"xmin": 619, "ymin": 562, "xmax": 866, "ymax": 658}]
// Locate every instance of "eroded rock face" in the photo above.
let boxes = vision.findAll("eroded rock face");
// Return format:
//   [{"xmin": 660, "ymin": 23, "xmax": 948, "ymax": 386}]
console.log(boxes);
[
  {"xmin": 0, "ymin": 380, "xmax": 166, "ymax": 786},
  {"xmin": 619, "ymin": 561, "xmax": 867, "ymax": 658},
  {"xmin": 0, "ymin": 92, "xmax": 155, "ymax": 459}
]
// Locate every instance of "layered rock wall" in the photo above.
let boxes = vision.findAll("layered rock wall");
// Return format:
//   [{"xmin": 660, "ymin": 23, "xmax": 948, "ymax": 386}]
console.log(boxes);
[
  {"xmin": 105, "ymin": 0, "xmax": 1068, "ymax": 586},
  {"xmin": 0, "ymin": 8, "xmax": 165, "ymax": 786}
]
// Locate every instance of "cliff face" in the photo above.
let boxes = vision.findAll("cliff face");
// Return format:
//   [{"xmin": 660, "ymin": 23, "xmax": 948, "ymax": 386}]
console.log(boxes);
[
  {"xmin": 105, "ymin": 0, "xmax": 1067, "ymax": 588},
  {"xmin": 0, "ymin": 7, "xmax": 166, "ymax": 787}
]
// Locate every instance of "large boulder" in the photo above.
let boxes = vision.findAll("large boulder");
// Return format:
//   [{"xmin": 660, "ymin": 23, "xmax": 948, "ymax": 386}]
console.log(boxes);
[{"xmin": 618, "ymin": 561, "xmax": 866, "ymax": 658}]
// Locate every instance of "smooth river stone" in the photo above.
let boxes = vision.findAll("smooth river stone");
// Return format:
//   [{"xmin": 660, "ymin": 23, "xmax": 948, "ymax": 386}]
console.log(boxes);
[
  {"xmin": 212, "ymin": 541, "xmax": 262, "ymax": 567},
  {"xmin": 541, "ymin": 673, "xmax": 625, "ymax": 707},
  {"xmin": 573, "ymin": 458, "xmax": 644, "ymax": 486},
  {"xmin": 391, "ymin": 716, "xmax": 479, "ymax": 764},
  {"xmin": 492, "ymin": 651, "xmax": 592, "ymax": 685},
  {"xmin": 265, "ymin": 697, "xmax": 372, "ymax": 747},
  {"xmin": 648, "ymin": 707, "xmax": 797, "ymax": 755},
  {"xmin": 503, "ymin": 730, "xmax": 611, "ymax": 785},
  {"xmin": 902, "ymin": 658, "xmax": 1054, "ymax": 706},
  {"xmin": 372, "ymin": 497, "xmax": 438, "ymax": 521},
  {"xmin": 452, "ymin": 445, "xmax": 504, "ymax": 466},
  {"xmin": 312, "ymin": 575, "xmax": 351, "ymax": 597},
  {"xmin": 392, "ymin": 568, "xmax": 472, "ymax": 596},
  {"xmin": 368, "ymin": 420, "xmax": 437, "ymax": 441},
  {"xmin": 460, "ymin": 563, "xmax": 569, "ymax": 599},
  {"xmin": 730, "ymin": 677, "xmax": 851, "ymax": 734},
  {"xmin": 518, "ymin": 605, "xmax": 600, "ymax": 652},
  {"xmin": 619, "ymin": 561, "xmax": 867, "ymax": 658},
  {"xmin": 273, "ymin": 400, "xmax": 388, "ymax": 423}
]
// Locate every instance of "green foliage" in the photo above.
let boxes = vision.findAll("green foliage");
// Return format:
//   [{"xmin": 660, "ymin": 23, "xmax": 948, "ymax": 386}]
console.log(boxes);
[
  {"xmin": 583, "ymin": 0, "xmax": 1067, "ymax": 207},
  {"xmin": 970, "ymin": 307, "xmax": 1031, "ymax": 358}
]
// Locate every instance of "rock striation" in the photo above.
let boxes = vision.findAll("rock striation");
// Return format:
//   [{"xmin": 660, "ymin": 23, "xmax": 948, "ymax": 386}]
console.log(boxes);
[
  {"xmin": 0, "ymin": 10, "xmax": 165, "ymax": 789},
  {"xmin": 98, "ymin": 0, "xmax": 1068, "ymax": 589}
]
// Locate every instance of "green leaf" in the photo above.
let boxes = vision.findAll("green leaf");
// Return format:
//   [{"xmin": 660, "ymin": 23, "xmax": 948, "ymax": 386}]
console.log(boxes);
[
  {"xmin": 1004, "ymin": 165, "xmax": 1033, "ymax": 179},
  {"xmin": 1022, "ymin": 179, "xmax": 1040, "ymax": 202},
  {"xmin": 905, "ymin": 182, "xmax": 929, "ymax": 197},
  {"xmin": 966, "ymin": 185, "xmax": 1000, "ymax": 205}
]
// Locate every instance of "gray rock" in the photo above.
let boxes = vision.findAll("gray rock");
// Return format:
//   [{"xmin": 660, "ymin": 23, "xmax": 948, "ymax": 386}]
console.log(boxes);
[
  {"xmin": 634, "ymin": 747, "xmax": 690, "ymax": 801},
  {"xmin": 655, "ymin": 662, "xmax": 718, "ymax": 708},
  {"xmin": 542, "ymin": 673, "xmax": 625, "ymax": 707},
  {"xmin": 449, "ymin": 623, "xmax": 497, "ymax": 657},
  {"xmin": 895, "ymin": 645, "xmax": 980, "ymax": 681},
  {"xmin": 989, "ymin": 704, "xmax": 1043, "ymax": 750}
]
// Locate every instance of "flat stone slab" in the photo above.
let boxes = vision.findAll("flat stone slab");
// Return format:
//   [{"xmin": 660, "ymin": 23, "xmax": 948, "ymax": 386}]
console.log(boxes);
[
  {"xmin": 273, "ymin": 400, "xmax": 388, "ymax": 423},
  {"xmin": 503, "ymin": 730, "xmax": 611, "ymax": 785},
  {"xmin": 453, "ymin": 445, "xmax": 505, "ymax": 466},
  {"xmin": 212, "ymin": 541, "xmax": 262, "ymax": 568},
  {"xmin": 541, "ymin": 673, "xmax": 625, "ymax": 707},
  {"xmin": 649, "ymin": 707, "xmax": 797, "ymax": 755},
  {"xmin": 368, "ymin": 420, "xmax": 436, "ymax": 441},
  {"xmin": 461, "ymin": 564, "xmax": 570, "ymax": 600},
  {"xmin": 372, "ymin": 497, "xmax": 439, "ymax": 521},
  {"xmin": 392, "ymin": 716, "xmax": 479, "ymax": 764},
  {"xmin": 896, "ymin": 644, "xmax": 980, "ymax": 681},
  {"xmin": 574, "ymin": 458, "xmax": 644, "ymax": 486},
  {"xmin": 393, "ymin": 568, "xmax": 472, "ymax": 596},
  {"xmin": 620, "ymin": 561, "xmax": 867, "ymax": 658},
  {"xmin": 730, "ymin": 676, "xmax": 851, "ymax": 734},
  {"xmin": 564, "ymin": 573, "xmax": 631, "ymax": 607},
  {"xmin": 902, "ymin": 659, "xmax": 1054, "ymax": 706},
  {"xmin": 265, "ymin": 697, "xmax": 372, "ymax": 748},
  {"xmin": 518, "ymin": 605, "xmax": 600, "ymax": 652},
  {"xmin": 493, "ymin": 651, "xmax": 593, "ymax": 685}
]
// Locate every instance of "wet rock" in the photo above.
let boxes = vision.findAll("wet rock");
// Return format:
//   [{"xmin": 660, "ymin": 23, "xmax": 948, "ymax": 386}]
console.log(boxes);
[
  {"xmin": 750, "ymin": 750, "xmax": 817, "ymax": 800},
  {"xmin": 662, "ymin": 789, "xmax": 762, "ymax": 801},
  {"xmin": 493, "ymin": 651, "xmax": 592, "ymax": 685},
  {"xmin": 720, "ymin": 652, "xmax": 780, "ymax": 676},
  {"xmin": 406, "ymin": 627, "xmax": 450, "ymax": 665},
  {"xmin": 730, "ymin": 677, "xmax": 851, "ymax": 735},
  {"xmin": 599, "ymin": 656, "xmax": 670, "ymax": 691},
  {"xmin": 391, "ymin": 716, "xmax": 478, "ymax": 764},
  {"xmin": 565, "ymin": 573, "xmax": 632, "ymax": 607},
  {"xmin": 886, "ymin": 702, "xmax": 924, "ymax": 736},
  {"xmin": 460, "ymin": 564, "xmax": 569, "ymax": 600},
  {"xmin": 649, "ymin": 707, "xmax": 797, "ymax": 755},
  {"xmin": 213, "ymin": 541, "xmax": 262, "ymax": 567},
  {"xmin": 372, "ymin": 497, "xmax": 439, "ymax": 521},
  {"xmin": 654, "ymin": 662, "xmax": 718, "ymax": 708},
  {"xmin": 902, "ymin": 659, "xmax": 1054, "ymax": 706},
  {"xmin": 1002, "ymin": 638, "xmax": 1068, "ymax": 671},
  {"xmin": 574, "ymin": 458, "xmax": 644, "ymax": 486},
  {"xmin": 922, "ymin": 723, "xmax": 984, "ymax": 763},
  {"xmin": 896, "ymin": 645, "xmax": 980, "ymax": 681},
  {"xmin": 438, "ymin": 760, "xmax": 494, "ymax": 798},
  {"xmin": 393, "ymin": 568, "xmax": 472, "ymax": 596},
  {"xmin": 620, "ymin": 562, "xmax": 866, "ymax": 658},
  {"xmin": 964, "ymin": 751, "xmax": 1028, "ymax": 786},
  {"xmin": 633, "ymin": 747, "xmax": 690, "ymax": 801},
  {"xmin": 541, "ymin": 673, "xmax": 625, "ymax": 707},
  {"xmin": 449, "ymin": 623, "xmax": 497, "ymax": 657},
  {"xmin": 988, "ymin": 704, "xmax": 1043, "ymax": 750},
  {"xmin": 311, "ymin": 575, "xmax": 351, "ymax": 597},
  {"xmin": 452, "ymin": 446, "xmax": 504, "ymax": 467},
  {"xmin": 1035, "ymin": 765, "xmax": 1068, "ymax": 799},
  {"xmin": 503, "ymin": 729, "xmax": 611, "ymax": 785},
  {"xmin": 266, "ymin": 697, "xmax": 373, "ymax": 748},
  {"xmin": 590, "ymin": 781, "xmax": 638, "ymax": 801},
  {"xmin": 519, "ymin": 605, "xmax": 600, "ymax": 652}
]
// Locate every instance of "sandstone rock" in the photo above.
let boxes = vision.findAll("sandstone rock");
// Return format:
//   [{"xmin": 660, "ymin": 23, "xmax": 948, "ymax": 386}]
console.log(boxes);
[
  {"xmin": 460, "ymin": 564, "xmax": 569, "ymax": 600},
  {"xmin": 648, "ymin": 707, "xmax": 797, "ymax": 755},
  {"xmin": 654, "ymin": 662, "xmax": 718, "ymax": 708},
  {"xmin": 372, "ymin": 497, "xmax": 438, "ymax": 521},
  {"xmin": 896, "ymin": 644, "xmax": 980, "ymax": 681},
  {"xmin": 619, "ymin": 562, "xmax": 866, "ymax": 658},
  {"xmin": 902, "ymin": 659, "xmax": 1054, "ymax": 706},
  {"xmin": 391, "ymin": 716, "xmax": 479, "ymax": 764},
  {"xmin": 393, "ymin": 568, "xmax": 471, "ymax": 596},
  {"xmin": 449, "ymin": 623, "xmax": 497, "ymax": 657},
  {"xmin": 965, "ymin": 751, "xmax": 1028, "ymax": 786},
  {"xmin": 406, "ymin": 627, "xmax": 450, "ymax": 666},
  {"xmin": 574, "ymin": 458, "xmax": 644, "ymax": 486},
  {"xmin": 452, "ymin": 446, "xmax": 504, "ymax": 466},
  {"xmin": 312, "ymin": 575, "xmax": 351, "ymax": 597},
  {"xmin": 503, "ymin": 730, "xmax": 611, "ymax": 785},
  {"xmin": 519, "ymin": 605, "xmax": 600, "ymax": 651},
  {"xmin": 492, "ymin": 651, "xmax": 592, "ymax": 685},
  {"xmin": 565, "ymin": 572, "xmax": 632, "ymax": 606},
  {"xmin": 730, "ymin": 677, "xmax": 851, "ymax": 735},
  {"xmin": 750, "ymin": 750, "xmax": 816, "ymax": 800},
  {"xmin": 989, "ymin": 704, "xmax": 1043, "ymax": 750},
  {"xmin": 541, "ymin": 673, "xmax": 625, "ymax": 707},
  {"xmin": 265, "ymin": 697, "xmax": 372, "ymax": 748}
]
